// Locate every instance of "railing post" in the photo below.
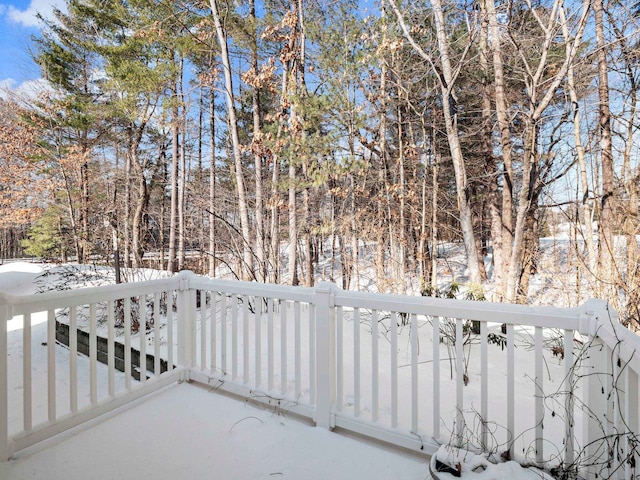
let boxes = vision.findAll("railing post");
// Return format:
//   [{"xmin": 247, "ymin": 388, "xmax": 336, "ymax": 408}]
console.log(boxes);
[
  {"xmin": 314, "ymin": 281, "xmax": 336, "ymax": 429},
  {"xmin": 582, "ymin": 334, "xmax": 608, "ymax": 480},
  {"xmin": 579, "ymin": 300, "xmax": 608, "ymax": 480},
  {"xmin": 177, "ymin": 271, "xmax": 195, "ymax": 375},
  {"xmin": 0, "ymin": 297, "xmax": 14, "ymax": 461}
]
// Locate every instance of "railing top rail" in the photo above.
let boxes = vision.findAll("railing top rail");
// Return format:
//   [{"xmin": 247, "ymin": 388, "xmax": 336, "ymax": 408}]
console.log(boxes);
[
  {"xmin": 0, "ymin": 275, "xmax": 182, "ymax": 316},
  {"xmin": 4, "ymin": 271, "xmax": 637, "ymax": 374},
  {"xmin": 188, "ymin": 276, "xmax": 315, "ymax": 303},
  {"xmin": 331, "ymin": 287, "xmax": 585, "ymax": 330}
]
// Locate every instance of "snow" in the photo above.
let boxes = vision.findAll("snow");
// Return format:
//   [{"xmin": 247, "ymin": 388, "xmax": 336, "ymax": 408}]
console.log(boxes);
[
  {"xmin": 0, "ymin": 261, "xmax": 43, "ymax": 295},
  {"xmin": 432, "ymin": 446, "xmax": 554, "ymax": 480},
  {"xmin": 0, "ymin": 383, "xmax": 428, "ymax": 480}
]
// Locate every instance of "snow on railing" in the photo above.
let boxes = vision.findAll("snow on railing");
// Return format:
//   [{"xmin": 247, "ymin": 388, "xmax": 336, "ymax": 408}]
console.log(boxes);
[{"xmin": 1, "ymin": 271, "xmax": 638, "ymax": 479}]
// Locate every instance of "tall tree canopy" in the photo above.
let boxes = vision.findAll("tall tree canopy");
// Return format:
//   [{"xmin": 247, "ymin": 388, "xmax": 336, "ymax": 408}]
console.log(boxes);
[{"xmin": 1, "ymin": 0, "xmax": 638, "ymax": 326}]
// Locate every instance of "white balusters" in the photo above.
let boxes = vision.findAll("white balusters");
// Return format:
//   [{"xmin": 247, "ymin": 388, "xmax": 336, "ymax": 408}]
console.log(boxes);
[
  {"xmin": 210, "ymin": 292, "xmax": 217, "ymax": 373},
  {"xmin": 371, "ymin": 309, "xmax": 379, "ymax": 423},
  {"xmin": 242, "ymin": 296, "xmax": 249, "ymax": 383},
  {"xmin": 433, "ymin": 316, "xmax": 441, "ymax": 440},
  {"xmin": 231, "ymin": 294, "xmax": 238, "ymax": 380},
  {"xmin": 154, "ymin": 294, "xmax": 161, "ymax": 377},
  {"xmin": 254, "ymin": 296, "xmax": 262, "ymax": 389},
  {"xmin": 200, "ymin": 291, "xmax": 207, "ymax": 371},
  {"xmin": 107, "ymin": 300, "xmax": 115, "ymax": 396},
  {"xmin": 123, "ymin": 298, "xmax": 131, "ymax": 391},
  {"xmin": 480, "ymin": 320, "xmax": 488, "ymax": 449},
  {"xmin": 563, "ymin": 329, "xmax": 574, "ymax": 467},
  {"xmin": 90, "ymin": 304, "xmax": 98, "ymax": 400},
  {"xmin": 70, "ymin": 306, "xmax": 78, "ymax": 413},
  {"xmin": 354, "ymin": 308, "xmax": 361, "ymax": 418},
  {"xmin": 506, "ymin": 323, "xmax": 515, "ymax": 458},
  {"xmin": 294, "ymin": 301, "xmax": 301, "ymax": 398},
  {"xmin": 138, "ymin": 299, "xmax": 146, "ymax": 385},
  {"xmin": 0, "ymin": 302, "xmax": 10, "ymax": 461},
  {"xmin": 167, "ymin": 292, "xmax": 174, "ymax": 371},
  {"xmin": 410, "ymin": 313, "xmax": 418, "ymax": 433},
  {"xmin": 390, "ymin": 312, "xmax": 398, "ymax": 428},
  {"xmin": 219, "ymin": 293, "xmax": 226, "ymax": 375},
  {"xmin": 47, "ymin": 309, "xmax": 56, "ymax": 422},
  {"xmin": 535, "ymin": 326, "xmax": 543, "ymax": 463},
  {"xmin": 23, "ymin": 313, "xmax": 31, "ymax": 431},
  {"xmin": 280, "ymin": 300, "xmax": 288, "ymax": 395},
  {"xmin": 267, "ymin": 297, "xmax": 274, "ymax": 391},
  {"xmin": 336, "ymin": 306, "xmax": 343, "ymax": 412},
  {"xmin": 624, "ymin": 367, "xmax": 638, "ymax": 480},
  {"xmin": 455, "ymin": 318, "xmax": 464, "ymax": 443},
  {"xmin": 308, "ymin": 304, "xmax": 316, "ymax": 406}
]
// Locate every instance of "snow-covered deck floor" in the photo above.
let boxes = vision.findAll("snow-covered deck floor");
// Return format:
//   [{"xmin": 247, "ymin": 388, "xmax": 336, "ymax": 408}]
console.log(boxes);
[{"xmin": 1, "ymin": 382, "xmax": 429, "ymax": 480}]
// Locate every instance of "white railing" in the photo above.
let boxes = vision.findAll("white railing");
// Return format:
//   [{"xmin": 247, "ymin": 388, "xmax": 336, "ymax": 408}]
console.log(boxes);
[{"xmin": 1, "ymin": 271, "xmax": 638, "ymax": 479}]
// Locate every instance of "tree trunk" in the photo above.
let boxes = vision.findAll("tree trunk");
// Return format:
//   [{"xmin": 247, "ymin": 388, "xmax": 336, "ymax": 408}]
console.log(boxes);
[
  {"xmin": 197, "ymin": 84, "xmax": 205, "ymax": 272},
  {"xmin": 484, "ymin": 0, "xmax": 514, "ymax": 300},
  {"xmin": 560, "ymin": 7, "xmax": 597, "ymax": 281},
  {"xmin": 431, "ymin": 0, "xmax": 481, "ymax": 285},
  {"xmin": 167, "ymin": 75, "xmax": 180, "ymax": 273},
  {"xmin": 209, "ymin": 86, "xmax": 217, "ymax": 277},
  {"xmin": 131, "ymin": 153, "xmax": 149, "ymax": 269},
  {"xmin": 59, "ymin": 163, "xmax": 82, "ymax": 263},
  {"xmin": 80, "ymin": 158, "xmax": 89, "ymax": 263},
  {"xmin": 506, "ymin": 125, "xmax": 537, "ymax": 302},
  {"xmin": 397, "ymin": 104, "xmax": 407, "ymax": 293},
  {"xmin": 298, "ymin": 0, "xmax": 313, "ymax": 287},
  {"xmin": 288, "ymin": 161, "xmax": 299, "ymax": 285},
  {"xmin": 431, "ymin": 143, "xmax": 440, "ymax": 294},
  {"xmin": 123, "ymin": 129, "xmax": 132, "ymax": 268},
  {"xmin": 418, "ymin": 121, "xmax": 432, "ymax": 293},
  {"xmin": 303, "ymin": 161, "xmax": 313, "ymax": 286},
  {"xmin": 210, "ymin": 0, "xmax": 253, "ymax": 281},
  {"xmin": 594, "ymin": 0, "xmax": 616, "ymax": 303},
  {"xmin": 178, "ymin": 123, "xmax": 187, "ymax": 271},
  {"xmin": 250, "ymin": 0, "xmax": 266, "ymax": 283},
  {"xmin": 517, "ymin": 202, "xmax": 540, "ymax": 302},
  {"xmin": 178, "ymin": 57, "xmax": 187, "ymax": 271}
]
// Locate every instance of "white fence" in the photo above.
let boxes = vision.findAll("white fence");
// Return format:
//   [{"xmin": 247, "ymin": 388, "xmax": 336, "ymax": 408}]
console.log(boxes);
[{"xmin": 1, "ymin": 271, "xmax": 638, "ymax": 479}]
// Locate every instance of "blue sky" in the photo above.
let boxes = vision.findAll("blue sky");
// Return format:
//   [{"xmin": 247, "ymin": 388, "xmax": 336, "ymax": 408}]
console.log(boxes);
[{"xmin": 0, "ymin": 0, "xmax": 64, "ymax": 90}]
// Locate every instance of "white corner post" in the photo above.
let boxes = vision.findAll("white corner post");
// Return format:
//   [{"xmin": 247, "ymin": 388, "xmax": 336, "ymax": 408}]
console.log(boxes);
[
  {"xmin": 177, "ymin": 271, "xmax": 195, "ymax": 377},
  {"xmin": 0, "ymin": 299, "xmax": 14, "ymax": 461},
  {"xmin": 579, "ymin": 300, "xmax": 608, "ymax": 480},
  {"xmin": 314, "ymin": 281, "xmax": 336, "ymax": 429}
]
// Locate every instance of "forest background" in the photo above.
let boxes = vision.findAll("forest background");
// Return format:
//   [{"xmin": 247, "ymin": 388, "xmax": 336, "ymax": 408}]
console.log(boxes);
[{"xmin": 0, "ymin": 0, "xmax": 639, "ymax": 327}]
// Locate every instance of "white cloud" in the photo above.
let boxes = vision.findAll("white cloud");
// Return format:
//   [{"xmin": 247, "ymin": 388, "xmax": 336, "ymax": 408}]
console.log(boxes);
[{"xmin": 4, "ymin": 0, "xmax": 65, "ymax": 28}]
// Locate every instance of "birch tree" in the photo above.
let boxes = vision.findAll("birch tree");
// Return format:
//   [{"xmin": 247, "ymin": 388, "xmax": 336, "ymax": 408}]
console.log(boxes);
[{"xmin": 209, "ymin": 0, "xmax": 254, "ymax": 281}]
